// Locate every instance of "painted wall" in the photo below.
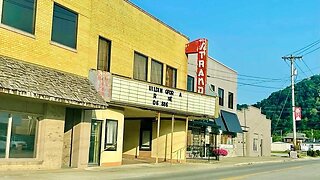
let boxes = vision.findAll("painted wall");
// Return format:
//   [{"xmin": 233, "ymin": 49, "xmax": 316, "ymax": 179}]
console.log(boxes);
[
  {"xmin": 0, "ymin": 0, "xmax": 189, "ymax": 89},
  {"xmin": 237, "ymin": 106, "xmax": 271, "ymax": 157},
  {"xmin": 123, "ymin": 120, "xmax": 140, "ymax": 157},
  {"xmin": 188, "ymin": 54, "xmax": 237, "ymax": 113},
  {"xmin": 92, "ymin": 108, "xmax": 124, "ymax": 166},
  {"xmin": 151, "ymin": 120, "xmax": 187, "ymax": 162}
]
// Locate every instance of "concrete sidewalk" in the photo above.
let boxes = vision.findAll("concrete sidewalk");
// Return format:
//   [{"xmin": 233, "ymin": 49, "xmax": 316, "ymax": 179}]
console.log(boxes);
[{"xmin": 0, "ymin": 156, "xmax": 317, "ymax": 180}]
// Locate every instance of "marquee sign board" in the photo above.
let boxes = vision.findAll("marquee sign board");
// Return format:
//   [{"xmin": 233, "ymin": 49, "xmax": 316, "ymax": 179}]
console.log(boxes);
[{"xmin": 111, "ymin": 76, "xmax": 216, "ymax": 117}]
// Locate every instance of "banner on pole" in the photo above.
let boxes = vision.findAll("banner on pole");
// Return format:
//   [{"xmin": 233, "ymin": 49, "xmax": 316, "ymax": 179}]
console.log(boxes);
[{"xmin": 294, "ymin": 107, "xmax": 302, "ymax": 121}]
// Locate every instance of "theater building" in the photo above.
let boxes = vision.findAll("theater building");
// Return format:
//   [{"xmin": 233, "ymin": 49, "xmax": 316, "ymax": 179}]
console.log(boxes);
[{"xmin": 0, "ymin": 0, "xmax": 216, "ymax": 170}]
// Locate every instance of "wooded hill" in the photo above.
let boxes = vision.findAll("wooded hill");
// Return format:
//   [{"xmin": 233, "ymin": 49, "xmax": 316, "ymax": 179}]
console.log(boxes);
[{"xmin": 247, "ymin": 74, "xmax": 320, "ymax": 140}]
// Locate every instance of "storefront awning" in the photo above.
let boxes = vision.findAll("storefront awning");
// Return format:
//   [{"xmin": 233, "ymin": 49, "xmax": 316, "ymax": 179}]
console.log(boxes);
[
  {"xmin": 214, "ymin": 116, "xmax": 227, "ymax": 132},
  {"xmin": 0, "ymin": 55, "xmax": 108, "ymax": 109},
  {"xmin": 221, "ymin": 110, "xmax": 243, "ymax": 133}
]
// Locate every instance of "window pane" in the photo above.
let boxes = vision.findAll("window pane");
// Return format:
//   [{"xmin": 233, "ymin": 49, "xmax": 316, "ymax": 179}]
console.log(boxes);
[
  {"xmin": 97, "ymin": 37, "xmax": 111, "ymax": 72},
  {"xmin": 9, "ymin": 114, "xmax": 37, "ymax": 158},
  {"xmin": 133, "ymin": 53, "xmax": 148, "ymax": 81},
  {"xmin": 1, "ymin": 0, "xmax": 36, "ymax": 34},
  {"xmin": 51, "ymin": 3, "xmax": 78, "ymax": 48},
  {"xmin": 218, "ymin": 88, "xmax": 224, "ymax": 106},
  {"xmin": 166, "ymin": 66, "xmax": 177, "ymax": 88},
  {"xmin": 187, "ymin": 75, "xmax": 194, "ymax": 92},
  {"xmin": 0, "ymin": 112, "xmax": 9, "ymax": 158},
  {"xmin": 141, "ymin": 131, "xmax": 151, "ymax": 149},
  {"xmin": 105, "ymin": 120, "xmax": 117, "ymax": 151},
  {"xmin": 151, "ymin": 60, "xmax": 163, "ymax": 85},
  {"xmin": 228, "ymin": 92, "xmax": 234, "ymax": 109}
]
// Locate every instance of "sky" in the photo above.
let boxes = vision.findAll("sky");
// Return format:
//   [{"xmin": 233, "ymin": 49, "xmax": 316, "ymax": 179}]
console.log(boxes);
[{"xmin": 130, "ymin": 0, "xmax": 320, "ymax": 105}]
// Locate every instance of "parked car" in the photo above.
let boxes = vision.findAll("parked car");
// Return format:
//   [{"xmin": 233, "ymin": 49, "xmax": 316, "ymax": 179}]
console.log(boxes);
[
  {"xmin": 0, "ymin": 136, "xmax": 6, "ymax": 150},
  {"xmin": 0, "ymin": 135, "xmax": 27, "ymax": 150}
]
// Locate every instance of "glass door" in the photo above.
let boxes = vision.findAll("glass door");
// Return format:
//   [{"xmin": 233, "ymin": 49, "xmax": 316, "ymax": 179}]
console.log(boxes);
[{"xmin": 89, "ymin": 120, "xmax": 102, "ymax": 165}]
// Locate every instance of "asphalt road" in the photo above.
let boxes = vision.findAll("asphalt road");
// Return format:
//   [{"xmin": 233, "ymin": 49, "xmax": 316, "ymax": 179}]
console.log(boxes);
[
  {"xmin": 1, "ymin": 159, "xmax": 320, "ymax": 180},
  {"xmin": 124, "ymin": 159, "xmax": 320, "ymax": 180}
]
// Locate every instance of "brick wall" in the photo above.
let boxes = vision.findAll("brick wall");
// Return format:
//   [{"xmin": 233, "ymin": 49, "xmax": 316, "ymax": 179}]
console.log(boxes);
[{"xmin": 0, "ymin": 0, "xmax": 188, "ymax": 89}]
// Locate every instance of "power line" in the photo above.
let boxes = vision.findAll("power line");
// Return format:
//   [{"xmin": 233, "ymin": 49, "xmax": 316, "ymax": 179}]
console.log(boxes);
[
  {"xmin": 286, "ymin": 39, "xmax": 320, "ymax": 56},
  {"xmin": 302, "ymin": 46, "xmax": 320, "ymax": 56},
  {"xmin": 207, "ymin": 76, "xmax": 284, "ymax": 89},
  {"xmin": 301, "ymin": 58, "xmax": 314, "ymax": 76},
  {"xmin": 188, "ymin": 62, "xmax": 287, "ymax": 80}
]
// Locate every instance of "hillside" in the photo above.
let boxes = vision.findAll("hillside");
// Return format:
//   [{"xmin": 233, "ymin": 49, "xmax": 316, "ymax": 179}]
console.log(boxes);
[{"xmin": 253, "ymin": 74, "xmax": 320, "ymax": 139}]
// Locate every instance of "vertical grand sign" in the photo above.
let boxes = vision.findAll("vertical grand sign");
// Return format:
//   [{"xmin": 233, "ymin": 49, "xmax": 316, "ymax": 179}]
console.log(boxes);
[{"xmin": 185, "ymin": 38, "xmax": 208, "ymax": 94}]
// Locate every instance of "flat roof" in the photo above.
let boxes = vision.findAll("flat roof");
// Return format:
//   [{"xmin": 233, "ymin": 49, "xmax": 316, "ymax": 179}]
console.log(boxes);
[{"xmin": 125, "ymin": 0, "xmax": 189, "ymax": 40}]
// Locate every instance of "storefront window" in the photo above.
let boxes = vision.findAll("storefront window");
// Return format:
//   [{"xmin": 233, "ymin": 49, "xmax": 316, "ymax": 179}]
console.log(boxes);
[
  {"xmin": 9, "ymin": 114, "xmax": 37, "ymax": 158},
  {"xmin": 105, "ymin": 120, "xmax": 118, "ymax": 151},
  {"xmin": 0, "ymin": 112, "xmax": 38, "ymax": 158},
  {"xmin": 0, "ymin": 112, "xmax": 9, "ymax": 158},
  {"xmin": 221, "ymin": 134, "xmax": 233, "ymax": 145}
]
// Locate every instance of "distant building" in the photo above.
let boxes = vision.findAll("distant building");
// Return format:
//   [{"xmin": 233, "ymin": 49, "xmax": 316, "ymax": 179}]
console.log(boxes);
[
  {"xmin": 283, "ymin": 133, "xmax": 308, "ymax": 143},
  {"xmin": 236, "ymin": 106, "xmax": 271, "ymax": 157}
]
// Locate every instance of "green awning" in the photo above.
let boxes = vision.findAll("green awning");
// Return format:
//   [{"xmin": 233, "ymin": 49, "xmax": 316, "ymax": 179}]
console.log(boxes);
[{"xmin": 221, "ymin": 110, "xmax": 243, "ymax": 133}]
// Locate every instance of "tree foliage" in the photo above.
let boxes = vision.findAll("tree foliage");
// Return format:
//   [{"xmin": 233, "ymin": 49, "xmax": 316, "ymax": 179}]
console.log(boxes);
[{"xmin": 253, "ymin": 74, "xmax": 320, "ymax": 138}]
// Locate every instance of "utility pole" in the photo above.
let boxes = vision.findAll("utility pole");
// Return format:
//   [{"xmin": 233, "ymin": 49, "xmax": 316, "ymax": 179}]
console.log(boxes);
[{"xmin": 282, "ymin": 55, "xmax": 302, "ymax": 150}]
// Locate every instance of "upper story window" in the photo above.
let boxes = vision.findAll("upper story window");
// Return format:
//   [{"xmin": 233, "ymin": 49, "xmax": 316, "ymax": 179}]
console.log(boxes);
[
  {"xmin": 210, "ymin": 84, "xmax": 215, "ymax": 92},
  {"xmin": 166, "ymin": 66, "xmax": 177, "ymax": 88},
  {"xmin": 133, "ymin": 52, "xmax": 148, "ymax": 81},
  {"xmin": 218, "ymin": 88, "xmax": 224, "ymax": 106},
  {"xmin": 1, "ymin": 0, "xmax": 37, "ymax": 34},
  {"xmin": 97, "ymin": 37, "xmax": 111, "ymax": 72},
  {"xmin": 51, "ymin": 3, "xmax": 78, "ymax": 49},
  {"xmin": 228, "ymin": 92, "xmax": 234, "ymax": 109},
  {"xmin": 187, "ymin": 75, "xmax": 194, "ymax": 92},
  {"xmin": 151, "ymin": 59, "xmax": 163, "ymax": 85}
]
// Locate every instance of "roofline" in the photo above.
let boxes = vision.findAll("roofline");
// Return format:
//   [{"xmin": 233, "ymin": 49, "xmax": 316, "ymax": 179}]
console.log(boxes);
[
  {"xmin": 125, "ymin": 0, "xmax": 189, "ymax": 40},
  {"xmin": 0, "ymin": 88, "xmax": 108, "ymax": 109},
  {"xmin": 208, "ymin": 56, "xmax": 237, "ymax": 74}
]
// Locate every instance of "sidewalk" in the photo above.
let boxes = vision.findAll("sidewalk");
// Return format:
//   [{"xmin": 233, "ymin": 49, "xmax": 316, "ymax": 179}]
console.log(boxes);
[{"xmin": 0, "ymin": 156, "xmax": 317, "ymax": 180}]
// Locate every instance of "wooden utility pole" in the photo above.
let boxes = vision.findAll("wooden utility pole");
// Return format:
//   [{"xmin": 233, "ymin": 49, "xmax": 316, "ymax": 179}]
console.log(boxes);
[{"xmin": 282, "ymin": 55, "xmax": 302, "ymax": 150}]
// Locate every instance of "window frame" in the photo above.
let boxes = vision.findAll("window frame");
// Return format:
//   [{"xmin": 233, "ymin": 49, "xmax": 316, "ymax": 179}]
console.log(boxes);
[
  {"xmin": 253, "ymin": 138, "xmax": 258, "ymax": 151},
  {"xmin": 97, "ymin": 36, "xmax": 111, "ymax": 72},
  {"xmin": 104, "ymin": 119, "xmax": 118, "ymax": 151},
  {"xmin": 51, "ymin": 2, "xmax": 78, "ymax": 49},
  {"xmin": 0, "ymin": 111, "xmax": 40, "ymax": 159},
  {"xmin": 0, "ymin": 0, "xmax": 37, "ymax": 35},
  {"xmin": 133, "ymin": 52, "xmax": 148, "ymax": 81},
  {"xmin": 187, "ymin": 75, "xmax": 194, "ymax": 92},
  {"xmin": 218, "ymin": 88, "xmax": 224, "ymax": 106},
  {"xmin": 166, "ymin": 65, "xmax": 177, "ymax": 88},
  {"xmin": 228, "ymin": 92, "xmax": 234, "ymax": 109},
  {"xmin": 150, "ymin": 59, "xmax": 163, "ymax": 85}
]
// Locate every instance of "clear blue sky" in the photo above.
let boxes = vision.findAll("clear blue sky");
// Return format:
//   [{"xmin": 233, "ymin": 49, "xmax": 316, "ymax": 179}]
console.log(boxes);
[{"xmin": 130, "ymin": 0, "xmax": 320, "ymax": 105}]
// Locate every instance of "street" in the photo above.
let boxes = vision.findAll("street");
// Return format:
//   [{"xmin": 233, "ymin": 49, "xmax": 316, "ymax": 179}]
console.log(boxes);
[
  {"xmin": 1, "ymin": 159, "xmax": 320, "ymax": 180},
  {"xmin": 127, "ymin": 159, "xmax": 320, "ymax": 180}
]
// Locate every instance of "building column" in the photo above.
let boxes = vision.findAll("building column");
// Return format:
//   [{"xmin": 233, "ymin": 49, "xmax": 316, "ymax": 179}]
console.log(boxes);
[
  {"xmin": 156, "ymin": 112, "xmax": 161, "ymax": 164},
  {"xmin": 184, "ymin": 116, "xmax": 189, "ymax": 163},
  {"xmin": 170, "ymin": 114, "xmax": 175, "ymax": 163},
  {"xmin": 70, "ymin": 110, "xmax": 92, "ymax": 168},
  {"xmin": 38, "ymin": 104, "xmax": 65, "ymax": 169}
]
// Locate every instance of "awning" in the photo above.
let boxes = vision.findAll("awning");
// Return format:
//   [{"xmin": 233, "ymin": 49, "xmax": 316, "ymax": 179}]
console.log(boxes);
[
  {"xmin": 214, "ymin": 116, "xmax": 227, "ymax": 132},
  {"xmin": 0, "ymin": 55, "xmax": 108, "ymax": 109},
  {"xmin": 221, "ymin": 110, "xmax": 243, "ymax": 133}
]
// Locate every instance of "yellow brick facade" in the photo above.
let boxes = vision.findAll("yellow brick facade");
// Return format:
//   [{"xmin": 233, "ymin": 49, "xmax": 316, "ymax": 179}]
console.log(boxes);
[{"xmin": 0, "ymin": 0, "xmax": 189, "ymax": 89}]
